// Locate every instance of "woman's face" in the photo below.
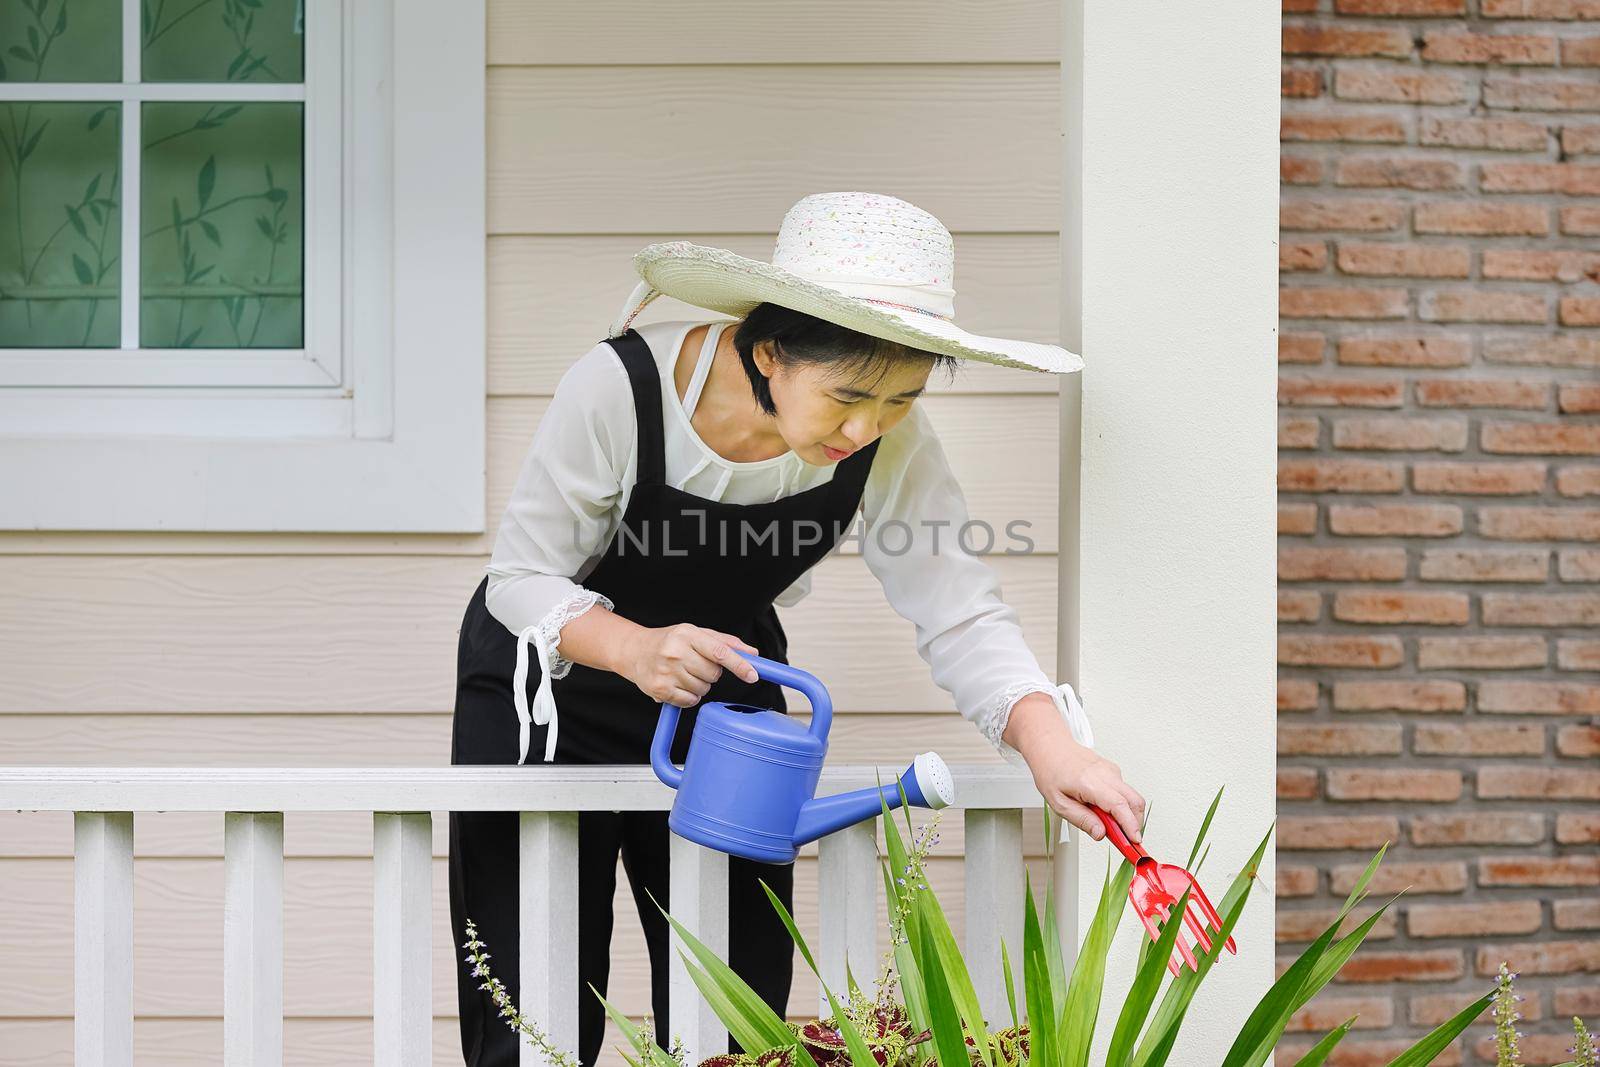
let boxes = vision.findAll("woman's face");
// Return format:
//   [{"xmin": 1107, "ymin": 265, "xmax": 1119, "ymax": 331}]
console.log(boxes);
[{"xmin": 753, "ymin": 342, "xmax": 934, "ymax": 465}]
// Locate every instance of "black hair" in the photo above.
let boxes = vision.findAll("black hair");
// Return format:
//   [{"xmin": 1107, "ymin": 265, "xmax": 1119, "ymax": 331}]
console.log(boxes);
[{"xmin": 730, "ymin": 302, "xmax": 959, "ymax": 416}]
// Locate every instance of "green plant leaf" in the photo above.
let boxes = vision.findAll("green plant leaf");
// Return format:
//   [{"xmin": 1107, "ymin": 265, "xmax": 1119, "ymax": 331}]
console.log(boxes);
[
  {"xmin": 1184, "ymin": 787, "xmax": 1225, "ymax": 869},
  {"xmin": 1000, "ymin": 935, "xmax": 1020, "ymax": 1033},
  {"xmin": 675, "ymin": 946, "xmax": 787, "ymax": 1057},
  {"xmin": 916, "ymin": 905, "xmax": 975, "ymax": 1067},
  {"xmin": 1021, "ymin": 868, "xmax": 1060, "ymax": 1067},
  {"xmin": 1380, "ymin": 991, "xmax": 1491, "ymax": 1067},
  {"xmin": 1290, "ymin": 1018, "xmax": 1355, "ymax": 1067},
  {"xmin": 756, "ymin": 878, "xmax": 879, "ymax": 1067},
  {"xmin": 590, "ymin": 982, "xmax": 679, "ymax": 1067},
  {"xmin": 1334, "ymin": 844, "xmax": 1388, "ymax": 916},
  {"xmin": 1220, "ymin": 889, "xmax": 1349, "ymax": 1067},
  {"xmin": 642, "ymin": 884, "xmax": 802, "ymax": 1057},
  {"xmin": 1059, "ymin": 855, "xmax": 1136, "ymax": 1067},
  {"xmin": 1106, "ymin": 887, "xmax": 1192, "ymax": 1067},
  {"xmin": 1293, "ymin": 892, "xmax": 1405, "ymax": 1016}
]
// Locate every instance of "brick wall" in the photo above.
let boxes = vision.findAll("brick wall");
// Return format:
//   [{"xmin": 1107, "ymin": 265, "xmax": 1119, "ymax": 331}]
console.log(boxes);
[{"xmin": 1276, "ymin": 1, "xmax": 1599, "ymax": 1063}]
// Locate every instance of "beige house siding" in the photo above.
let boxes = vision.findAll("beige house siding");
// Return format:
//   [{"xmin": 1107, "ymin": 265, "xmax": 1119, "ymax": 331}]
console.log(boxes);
[{"xmin": 0, "ymin": 2, "xmax": 1072, "ymax": 1062}]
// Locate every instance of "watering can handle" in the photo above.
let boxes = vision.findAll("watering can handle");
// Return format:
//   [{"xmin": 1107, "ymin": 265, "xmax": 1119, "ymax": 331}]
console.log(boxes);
[{"xmin": 649, "ymin": 650, "xmax": 835, "ymax": 789}]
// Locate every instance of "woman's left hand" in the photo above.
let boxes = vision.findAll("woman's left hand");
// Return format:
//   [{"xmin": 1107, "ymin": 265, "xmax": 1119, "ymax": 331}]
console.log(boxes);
[{"xmin": 1003, "ymin": 692, "xmax": 1147, "ymax": 844}]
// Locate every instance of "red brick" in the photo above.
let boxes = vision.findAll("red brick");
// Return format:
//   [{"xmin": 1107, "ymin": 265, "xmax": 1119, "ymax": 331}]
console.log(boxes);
[
  {"xmin": 1279, "ymin": 865, "xmax": 1320, "ymax": 897},
  {"xmin": 1557, "ymin": 724, "xmax": 1600, "ymax": 757},
  {"xmin": 1336, "ymin": 239, "xmax": 1469, "ymax": 273},
  {"xmin": 1335, "ymin": 68, "xmax": 1471, "ymax": 104},
  {"xmin": 1554, "ymin": 898, "xmax": 1600, "ymax": 930},
  {"xmin": 1273, "ymin": 726, "xmax": 1401, "ymax": 758},
  {"xmin": 1558, "ymin": 383, "xmax": 1600, "ymax": 413},
  {"xmin": 1279, "ymin": 677, "xmax": 1320, "ymax": 712},
  {"xmin": 1482, "ymin": 592, "xmax": 1600, "ymax": 625},
  {"xmin": 1411, "ymin": 990, "xmax": 1542, "ymax": 1026},
  {"xmin": 1482, "ymin": 162, "xmax": 1600, "ymax": 195},
  {"xmin": 1338, "ymin": 335, "xmax": 1471, "ymax": 367},
  {"xmin": 1280, "ymin": 634, "xmax": 1405, "ymax": 668},
  {"xmin": 1563, "ymin": 204, "xmax": 1600, "ymax": 235},
  {"xmin": 1280, "ymin": 331, "xmax": 1326, "ymax": 364},
  {"xmin": 1285, "ymin": 994, "xmax": 1394, "ymax": 1033},
  {"xmin": 1556, "ymin": 464, "xmax": 1600, "ymax": 496},
  {"xmin": 1556, "ymin": 986, "xmax": 1600, "ymax": 1016},
  {"xmin": 1412, "ymin": 461, "xmax": 1548, "ymax": 495},
  {"xmin": 1475, "ymin": 939, "xmax": 1600, "ymax": 977},
  {"xmin": 1483, "ymin": 332, "xmax": 1600, "ymax": 367},
  {"xmin": 1334, "ymin": 589, "xmax": 1469, "ymax": 624},
  {"xmin": 1334, "ymin": 949, "xmax": 1464, "ymax": 983},
  {"xmin": 1566, "ymin": 35, "xmax": 1600, "ymax": 63},
  {"xmin": 1283, "ymin": 114, "xmax": 1410, "ymax": 144},
  {"xmin": 1479, "ymin": 679, "xmax": 1600, "ymax": 713},
  {"xmin": 1562, "ymin": 295, "xmax": 1600, "ymax": 325},
  {"xmin": 1481, "ymin": 247, "xmax": 1600, "ymax": 282},
  {"xmin": 1279, "ymin": 814, "xmax": 1400, "ymax": 848},
  {"xmin": 1326, "ymin": 768, "xmax": 1462, "ymax": 801},
  {"xmin": 1482, "ymin": 0, "xmax": 1600, "ymax": 15},
  {"xmin": 1556, "ymin": 813, "xmax": 1600, "ymax": 843},
  {"xmin": 1559, "ymin": 548, "xmax": 1600, "ymax": 578},
  {"xmin": 1479, "ymin": 855, "xmax": 1600, "ymax": 887},
  {"xmin": 1421, "ymin": 30, "xmax": 1560, "ymax": 63},
  {"xmin": 1419, "ymin": 548, "xmax": 1549, "ymax": 581},
  {"xmin": 1414, "ymin": 201, "xmax": 1549, "ymax": 236},
  {"xmin": 1335, "ymin": 158, "xmax": 1466, "ymax": 191},
  {"xmin": 1282, "ymin": 69, "xmax": 1325, "ymax": 99},
  {"xmin": 1417, "ymin": 635, "xmax": 1547, "ymax": 669},
  {"xmin": 1420, "ymin": 289, "xmax": 1548, "ymax": 324},
  {"xmin": 1562, "ymin": 123, "xmax": 1600, "ymax": 153},
  {"xmin": 1281, "ymin": 286, "xmax": 1410, "ymax": 318},
  {"xmin": 1408, "ymin": 899, "xmax": 1544, "ymax": 938},
  {"xmin": 1482, "ymin": 421, "xmax": 1600, "ymax": 455},
  {"xmin": 1280, "ymin": 377, "xmax": 1405, "ymax": 406},
  {"xmin": 1557, "ymin": 637, "xmax": 1600, "ymax": 669},
  {"xmin": 1334, "ymin": 679, "xmax": 1466, "ymax": 712},
  {"xmin": 1280, "ymin": 590, "xmax": 1323, "ymax": 622},
  {"xmin": 1409, "ymin": 812, "xmax": 1546, "ymax": 846},
  {"xmin": 1282, "ymin": 201, "xmax": 1408, "ymax": 234},
  {"xmin": 1280, "ymin": 414, "xmax": 1321, "ymax": 448},
  {"xmin": 1484, "ymin": 75, "xmax": 1600, "ymax": 111},
  {"xmin": 1414, "ymin": 722, "xmax": 1546, "ymax": 755},
  {"xmin": 1333, "ymin": 860, "xmax": 1469, "ymax": 895},
  {"xmin": 1339, "ymin": 0, "xmax": 1464, "ymax": 11},
  {"xmin": 1280, "ymin": 766, "xmax": 1320, "ymax": 800},
  {"xmin": 1281, "ymin": 239, "xmax": 1330, "ymax": 271},
  {"xmin": 1333, "ymin": 417, "xmax": 1468, "ymax": 451},
  {"xmin": 1278, "ymin": 905, "xmax": 1399, "ymax": 942},
  {"xmin": 1280, "ymin": 459, "xmax": 1405, "ymax": 492},
  {"xmin": 1414, "ymin": 378, "xmax": 1551, "ymax": 408},
  {"xmin": 1283, "ymin": 24, "xmax": 1415, "ymax": 57},
  {"xmin": 1479, "ymin": 506, "xmax": 1600, "ymax": 540},
  {"xmin": 1281, "ymin": 546, "xmax": 1408, "ymax": 580},
  {"xmin": 1478, "ymin": 765, "xmax": 1600, "ymax": 800},
  {"xmin": 1329, "ymin": 504, "xmax": 1462, "ymax": 536},
  {"xmin": 1280, "ymin": 502, "xmax": 1319, "ymax": 535},
  {"xmin": 1420, "ymin": 116, "xmax": 1549, "ymax": 151}
]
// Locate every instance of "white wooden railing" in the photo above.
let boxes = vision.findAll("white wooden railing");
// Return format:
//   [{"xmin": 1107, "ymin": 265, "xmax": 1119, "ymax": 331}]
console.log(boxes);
[{"xmin": 0, "ymin": 764, "xmax": 1057, "ymax": 1067}]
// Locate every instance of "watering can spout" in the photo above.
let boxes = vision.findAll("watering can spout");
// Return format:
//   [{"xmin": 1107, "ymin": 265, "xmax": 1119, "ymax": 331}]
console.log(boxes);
[{"xmin": 792, "ymin": 752, "xmax": 955, "ymax": 847}]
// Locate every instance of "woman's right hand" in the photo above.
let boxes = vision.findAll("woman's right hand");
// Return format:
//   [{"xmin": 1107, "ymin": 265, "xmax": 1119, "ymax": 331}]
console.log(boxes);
[{"xmin": 618, "ymin": 623, "xmax": 762, "ymax": 707}]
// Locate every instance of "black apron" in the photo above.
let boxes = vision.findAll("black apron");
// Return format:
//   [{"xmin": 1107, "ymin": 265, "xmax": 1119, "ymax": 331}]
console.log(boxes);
[{"xmin": 448, "ymin": 326, "xmax": 881, "ymax": 1066}]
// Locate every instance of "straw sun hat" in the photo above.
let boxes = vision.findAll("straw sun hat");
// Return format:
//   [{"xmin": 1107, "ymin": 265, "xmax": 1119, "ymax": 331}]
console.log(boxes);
[{"xmin": 607, "ymin": 191, "xmax": 1084, "ymax": 375}]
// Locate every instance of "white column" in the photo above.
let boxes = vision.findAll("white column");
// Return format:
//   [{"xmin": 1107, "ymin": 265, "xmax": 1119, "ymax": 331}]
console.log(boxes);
[
  {"xmin": 374, "ymin": 811, "xmax": 432, "ymax": 1067},
  {"xmin": 521, "ymin": 811, "xmax": 581, "ymax": 1067},
  {"xmin": 963, "ymin": 809, "xmax": 1025, "ymax": 1028},
  {"xmin": 74, "ymin": 811, "xmax": 134, "ymax": 1067},
  {"xmin": 817, "ymin": 820, "xmax": 879, "ymax": 1019},
  {"xmin": 224, "ymin": 811, "xmax": 284, "ymax": 1066},
  {"xmin": 668, "ymin": 833, "xmax": 729, "ymax": 1062}
]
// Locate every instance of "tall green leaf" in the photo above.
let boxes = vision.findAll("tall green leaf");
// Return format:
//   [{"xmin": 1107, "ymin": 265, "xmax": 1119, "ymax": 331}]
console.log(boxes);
[
  {"xmin": 590, "ymin": 982, "xmax": 682, "ymax": 1067},
  {"xmin": 1105, "ymin": 888, "xmax": 1194, "ymax": 1067},
  {"xmin": 1293, "ymin": 892, "xmax": 1405, "ymax": 1016},
  {"xmin": 1220, "ymin": 892, "xmax": 1349, "ymax": 1067},
  {"xmin": 1000, "ymin": 936, "xmax": 1021, "ymax": 1033},
  {"xmin": 916, "ymin": 905, "xmax": 975, "ymax": 1067},
  {"xmin": 1184, "ymin": 787, "xmax": 1225, "ymax": 869},
  {"xmin": 757, "ymin": 879, "xmax": 880, "ymax": 1067},
  {"xmin": 1290, "ymin": 1018, "xmax": 1354, "ymax": 1067},
  {"xmin": 1381, "ymin": 992, "xmax": 1491, "ymax": 1067},
  {"xmin": 1059, "ymin": 856, "xmax": 1136, "ymax": 1067},
  {"xmin": 1021, "ymin": 869, "xmax": 1061, "ymax": 1067}
]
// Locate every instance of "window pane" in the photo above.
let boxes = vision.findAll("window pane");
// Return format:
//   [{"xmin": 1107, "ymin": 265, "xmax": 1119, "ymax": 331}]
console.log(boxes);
[
  {"xmin": 0, "ymin": 102, "xmax": 122, "ymax": 348},
  {"xmin": 0, "ymin": 0, "xmax": 122, "ymax": 83},
  {"xmin": 142, "ymin": 0, "xmax": 304, "ymax": 84},
  {"xmin": 140, "ymin": 101, "xmax": 303, "ymax": 349}
]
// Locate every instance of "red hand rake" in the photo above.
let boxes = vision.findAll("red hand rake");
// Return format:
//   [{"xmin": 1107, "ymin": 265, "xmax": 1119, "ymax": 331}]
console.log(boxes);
[{"xmin": 1087, "ymin": 804, "xmax": 1238, "ymax": 976}]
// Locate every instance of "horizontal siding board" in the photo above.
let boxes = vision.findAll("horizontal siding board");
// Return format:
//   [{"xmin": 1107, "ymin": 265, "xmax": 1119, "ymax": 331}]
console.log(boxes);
[
  {"xmin": 0, "ymin": 554, "xmax": 1056, "ymax": 713},
  {"xmin": 487, "ymin": 66, "xmax": 1059, "ymax": 234},
  {"xmin": 488, "ymin": 234, "xmax": 1064, "ymax": 397},
  {"xmin": 486, "ymin": 0, "xmax": 1060, "ymax": 65}
]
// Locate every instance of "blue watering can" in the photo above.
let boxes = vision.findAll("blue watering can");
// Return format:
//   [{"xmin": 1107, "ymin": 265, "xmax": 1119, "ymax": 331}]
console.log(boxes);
[{"xmin": 650, "ymin": 650, "xmax": 955, "ymax": 863}]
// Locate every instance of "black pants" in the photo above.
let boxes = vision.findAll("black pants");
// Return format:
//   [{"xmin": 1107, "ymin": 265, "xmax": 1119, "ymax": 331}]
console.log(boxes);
[{"xmin": 448, "ymin": 666, "xmax": 796, "ymax": 1065}]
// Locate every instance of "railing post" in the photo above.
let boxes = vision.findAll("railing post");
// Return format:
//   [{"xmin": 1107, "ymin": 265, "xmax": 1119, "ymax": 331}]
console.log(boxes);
[
  {"xmin": 75, "ymin": 811, "xmax": 133, "ymax": 1067},
  {"xmin": 224, "ymin": 811, "xmax": 284, "ymax": 1066},
  {"xmin": 963, "ymin": 808, "xmax": 1025, "ymax": 1028},
  {"xmin": 521, "ymin": 811, "xmax": 581, "ymax": 1067},
  {"xmin": 818, "ymin": 820, "xmax": 879, "ymax": 1019},
  {"xmin": 668, "ymin": 833, "xmax": 729, "ymax": 1062},
  {"xmin": 374, "ymin": 811, "xmax": 433, "ymax": 1067}
]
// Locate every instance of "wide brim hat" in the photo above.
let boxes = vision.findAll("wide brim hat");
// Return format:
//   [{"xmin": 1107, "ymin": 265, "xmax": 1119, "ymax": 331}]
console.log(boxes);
[{"xmin": 608, "ymin": 191, "xmax": 1083, "ymax": 375}]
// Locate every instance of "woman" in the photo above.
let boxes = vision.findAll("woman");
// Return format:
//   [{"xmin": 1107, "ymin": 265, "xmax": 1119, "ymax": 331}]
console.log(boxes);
[{"xmin": 449, "ymin": 191, "xmax": 1147, "ymax": 1067}]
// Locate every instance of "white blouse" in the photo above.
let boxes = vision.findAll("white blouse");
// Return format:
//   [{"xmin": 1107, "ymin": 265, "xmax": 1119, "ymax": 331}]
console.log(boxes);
[{"xmin": 485, "ymin": 318, "xmax": 1090, "ymax": 767}]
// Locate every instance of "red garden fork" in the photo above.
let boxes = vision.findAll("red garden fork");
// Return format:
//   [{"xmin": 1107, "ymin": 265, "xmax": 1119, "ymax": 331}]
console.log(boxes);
[{"xmin": 1087, "ymin": 803, "xmax": 1238, "ymax": 976}]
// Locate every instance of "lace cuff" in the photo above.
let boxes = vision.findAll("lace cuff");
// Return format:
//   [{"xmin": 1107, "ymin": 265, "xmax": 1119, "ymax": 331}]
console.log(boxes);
[
  {"xmin": 536, "ymin": 589, "xmax": 615, "ymax": 678},
  {"xmin": 975, "ymin": 680, "xmax": 1094, "ymax": 770},
  {"xmin": 511, "ymin": 588, "xmax": 614, "ymax": 764}
]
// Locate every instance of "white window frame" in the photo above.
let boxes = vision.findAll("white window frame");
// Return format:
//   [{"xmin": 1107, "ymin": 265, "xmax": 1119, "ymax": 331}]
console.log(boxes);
[{"xmin": 0, "ymin": 0, "xmax": 485, "ymax": 532}]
